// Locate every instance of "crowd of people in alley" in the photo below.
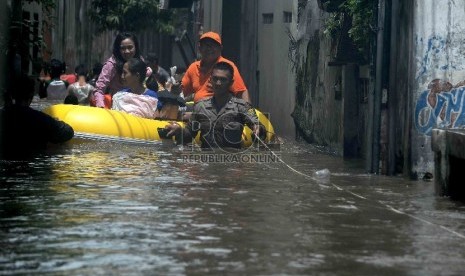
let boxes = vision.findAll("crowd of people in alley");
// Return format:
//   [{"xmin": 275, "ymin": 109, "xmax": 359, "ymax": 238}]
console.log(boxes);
[{"xmin": 1, "ymin": 31, "xmax": 265, "ymax": 158}]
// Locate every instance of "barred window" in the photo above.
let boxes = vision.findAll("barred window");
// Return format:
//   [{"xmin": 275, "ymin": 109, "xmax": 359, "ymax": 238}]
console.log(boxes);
[
  {"xmin": 283, "ymin": 11, "xmax": 292, "ymax": 23},
  {"xmin": 263, "ymin": 13, "xmax": 273, "ymax": 24}
]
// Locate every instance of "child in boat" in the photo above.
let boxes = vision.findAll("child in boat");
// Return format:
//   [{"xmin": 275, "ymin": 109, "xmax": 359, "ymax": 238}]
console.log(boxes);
[
  {"xmin": 145, "ymin": 67, "xmax": 186, "ymax": 120},
  {"xmin": 111, "ymin": 58, "xmax": 159, "ymax": 119},
  {"xmin": 41, "ymin": 59, "xmax": 69, "ymax": 101}
]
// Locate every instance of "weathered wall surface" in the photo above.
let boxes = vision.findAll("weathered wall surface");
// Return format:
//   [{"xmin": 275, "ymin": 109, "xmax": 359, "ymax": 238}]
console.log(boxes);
[
  {"xmin": 292, "ymin": 1, "xmax": 343, "ymax": 151},
  {"xmin": 238, "ymin": 0, "xmax": 259, "ymax": 106},
  {"xmin": 386, "ymin": 0, "xmax": 414, "ymax": 175},
  {"xmin": 411, "ymin": 0, "xmax": 465, "ymax": 178}
]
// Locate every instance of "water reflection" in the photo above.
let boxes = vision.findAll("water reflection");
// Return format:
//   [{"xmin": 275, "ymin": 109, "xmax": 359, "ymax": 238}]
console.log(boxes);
[{"xmin": 1, "ymin": 139, "xmax": 465, "ymax": 275}]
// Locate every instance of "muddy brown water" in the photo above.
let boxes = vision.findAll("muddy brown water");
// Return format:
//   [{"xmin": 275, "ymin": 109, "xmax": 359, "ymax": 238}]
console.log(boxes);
[{"xmin": 1, "ymin": 136, "xmax": 465, "ymax": 275}]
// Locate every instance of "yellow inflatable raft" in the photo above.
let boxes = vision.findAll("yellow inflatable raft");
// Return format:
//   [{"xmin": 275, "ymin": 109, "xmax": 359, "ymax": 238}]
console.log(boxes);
[{"xmin": 43, "ymin": 104, "xmax": 275, "ymax": 146}]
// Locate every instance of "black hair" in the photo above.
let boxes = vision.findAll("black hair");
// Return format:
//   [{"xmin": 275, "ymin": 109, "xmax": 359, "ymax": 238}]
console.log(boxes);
[
  {"xmin": 212, "ymin": 61, "xmax": 234, "ymax": 78},
  {"xmin": 64, "ymin": 94, "xmax": 79, "ymax": 105},
  {"xmin": 155, "ymin": 73, "xmax": 168, "ymax": 86},
  {"xmin": 125, "ymin": 58, "xmax": 147, "ymax": 84},
  {"xmin": 146, "ymin": 53, "xmax": 159, "ymax": 64},
  {"xmin": 145, "ymin": 74, "xmax": 159, "ymax": 92},
  {"xmin": 112, "ymin": 32, "xmax": 141, "ymax": 74},
  {"xmin": 12, "ymin": 73, "xmax": 35, "ymax": 103},
  {"xmin": 92, "ymin": 62, "xmax": 103, "ymax": 76},
  {"xmin": 74, "ymin": 64, "xmax": 88, "ymax": 77},
  {"xmin": 50, "ymin": 59, "xmax": 64, "ymax": 79}
]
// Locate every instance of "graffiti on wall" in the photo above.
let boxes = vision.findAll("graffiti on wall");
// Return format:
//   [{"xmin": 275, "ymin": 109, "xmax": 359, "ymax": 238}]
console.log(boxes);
[
  {"xmin": 416, "ymin": 35, "xmax": 465, "ymax": 81},
  {"xmin": 415, "ymin": 34, "xmax": 465, "ymax": 135},
  {"xmin": 415, "ymin": 79, "xmax": 465, "ymax": 135}
]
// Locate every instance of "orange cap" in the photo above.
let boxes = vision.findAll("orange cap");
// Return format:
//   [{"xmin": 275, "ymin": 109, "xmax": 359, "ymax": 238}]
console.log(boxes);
[{"xmin": 200, "ymin": 31, "xmax": 222, "ymax": 46}]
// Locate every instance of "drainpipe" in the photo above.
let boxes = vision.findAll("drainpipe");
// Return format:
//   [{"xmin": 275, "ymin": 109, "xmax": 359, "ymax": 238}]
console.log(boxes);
[{"xmin": 371, "ymin": 0, "xmax": 385, "ymax": 173}]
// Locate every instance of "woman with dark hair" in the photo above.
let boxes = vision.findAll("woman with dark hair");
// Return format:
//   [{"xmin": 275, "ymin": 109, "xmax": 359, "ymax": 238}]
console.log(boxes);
[
  {"xmin": 66, "ymin": 64, "xmax": 94, "ymax": 105},
  {"xmin": 92, "ymin": 32, "xmax": 151, "ymax": 108},
  {"xmin": 111, "ymin": 58, "xmax": 159, "ymax": 118}
]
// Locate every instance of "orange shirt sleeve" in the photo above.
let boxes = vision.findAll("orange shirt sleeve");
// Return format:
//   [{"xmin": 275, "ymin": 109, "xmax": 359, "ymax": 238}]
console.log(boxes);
[{"xmin": 181, "ymin": 62, "xmax": 196, "ymax": 97}]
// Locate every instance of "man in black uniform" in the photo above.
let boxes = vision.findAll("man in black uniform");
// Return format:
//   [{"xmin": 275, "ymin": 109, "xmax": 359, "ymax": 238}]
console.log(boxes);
[
  {"xmin": 0, "ymin": 74, "xmax": 74, "ymax": 159},
  {"xmin": 165, "ymin": 62, "xmax": 260, "ymax": 149}
]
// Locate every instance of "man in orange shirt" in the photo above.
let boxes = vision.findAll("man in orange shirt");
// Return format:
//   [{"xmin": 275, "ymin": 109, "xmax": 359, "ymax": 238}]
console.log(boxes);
[{"xmin": 181, "ymin": 31, "xmax": 251, "ymax": 103}]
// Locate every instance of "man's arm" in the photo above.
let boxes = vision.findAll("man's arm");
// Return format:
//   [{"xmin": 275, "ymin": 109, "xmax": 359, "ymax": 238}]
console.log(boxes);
[
  {"xmin": 165, "ymin": 121, "xmax": 197, "ymax": 145},
  {"xmin": 39, "ymin": 111, "xmax": 74, "ymax": 143},
  {"xmin": 240, "ymin": 103, "xmax": 260, "ymax": 137},
  {"xmin": 240, "ymin": 89, "xmax": 251, "ymax": 104}
]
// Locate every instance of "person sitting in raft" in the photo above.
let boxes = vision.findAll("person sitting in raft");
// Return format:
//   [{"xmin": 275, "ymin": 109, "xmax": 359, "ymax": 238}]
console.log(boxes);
[
  {"xmin": 145, "ymin": 53, "xmax": 170, "ymax": 91},
  {"xmin": 66, "ymin": 64, "xmax": 94, "ymax": 105},
  {"xmin": 40, "ymin": 58, "xmax": 69, "ymax": 101},
  {"xmin": 145, "ymin": 72, "xmax": 186, "ymax": 120},
  {"xmin": 111, "ymin": 58, "xmax": 159, "ymax": 119},
  {"xmin": 92, "ymin": 32, "xmax": 151, "ymax": 108},
  {"xmin": 155, "ymin": 90, "xmax": 186, "ymax": 120},
  {"xmin": 181, "ymin": 31, "xmax": 250, "ymax": 104},
  {"xmin": 165, "ymin": 62, "xmax": 261, "ymax": 149},
  {"xmin": 0, "ymin": 74, "xmax": 74, "ymax": 159}
]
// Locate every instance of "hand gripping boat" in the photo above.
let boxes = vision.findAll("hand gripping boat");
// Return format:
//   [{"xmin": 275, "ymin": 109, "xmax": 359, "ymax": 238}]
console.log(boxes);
[{"xmin": 43, "ymin": 104, "xmax": 275, "ymax": 146}]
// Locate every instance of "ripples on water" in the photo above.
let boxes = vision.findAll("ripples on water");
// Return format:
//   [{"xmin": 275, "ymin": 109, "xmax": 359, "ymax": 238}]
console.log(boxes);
[{"xmin": 1, "ymin": 137, "xmax": 465, "ymax": 275}]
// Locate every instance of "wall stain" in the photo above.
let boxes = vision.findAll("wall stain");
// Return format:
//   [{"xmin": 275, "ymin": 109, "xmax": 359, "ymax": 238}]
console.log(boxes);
[{"xmin": 416, "ymin": 35, "xmax": 465, "ymax": 81}]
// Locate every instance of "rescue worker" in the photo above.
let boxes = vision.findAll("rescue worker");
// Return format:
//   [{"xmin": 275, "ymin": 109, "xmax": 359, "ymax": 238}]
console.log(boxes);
[
  {"xmin": 181, "ymin": 31, "xmax": 251, "ymax": 104},
  {"xmin": 165, "ymin": 62, "xmax": 260, "ymax": 149}
]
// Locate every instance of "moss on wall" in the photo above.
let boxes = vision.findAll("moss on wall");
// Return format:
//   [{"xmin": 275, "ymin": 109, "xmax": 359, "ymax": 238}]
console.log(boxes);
[{"xmin": 292, "ymin": 32, "xmax": 321, "ymax": 144}]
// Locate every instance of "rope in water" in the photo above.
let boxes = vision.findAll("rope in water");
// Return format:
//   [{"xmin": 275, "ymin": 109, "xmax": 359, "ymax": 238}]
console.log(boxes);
[{"xmin": 254, "ymin": 135, "xmax": 465, "ymax": 240}]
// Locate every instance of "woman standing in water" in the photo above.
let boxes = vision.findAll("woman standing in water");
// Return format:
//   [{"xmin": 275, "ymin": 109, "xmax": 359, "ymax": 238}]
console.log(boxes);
[{"xmin": 92, "ymin": 32, "xmax": 150, "ymax": 108}]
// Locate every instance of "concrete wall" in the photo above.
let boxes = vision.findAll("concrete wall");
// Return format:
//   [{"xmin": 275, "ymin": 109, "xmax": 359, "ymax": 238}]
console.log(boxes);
[
  {"xmin": 386, "ymin": 0, "xmax": 414, "ymax": 176},
  {"xmin": 257, "ymin": 0, "xmax": 297, "ymax": 137},
  {"xmin": 201, "ymin": 0, "xmax": 223, "ymax": 34},
  {"xmin": 202, "ymin": 0, "xmax": 297, "ymax": 137},
  {"xmin": 221, "ymin": 0, "xmax": 259, "ymax": 106},
  {"xmin": 411, "ymin": 0, "xmax": 465, "ymax": 178},
  {"xmin": 292, "ymin": 1, "xmax": 344, "ymax": 151},
  {"xmin": 238, "ymin": 1, "xmax": 259, "ymax": 106}
]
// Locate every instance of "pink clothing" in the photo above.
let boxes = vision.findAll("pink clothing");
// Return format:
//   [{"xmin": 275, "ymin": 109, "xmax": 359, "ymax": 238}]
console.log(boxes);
[
  {"xmin": 94, "ymin": 56, "xmax": 152, "ymax": 108},
  {"xmin": 111, "ymin": 91, "xmax": 158, "ymax": 119},
  {"xmin": 93, "ymin": 56, "xmax": 123, "ymax": 107}
]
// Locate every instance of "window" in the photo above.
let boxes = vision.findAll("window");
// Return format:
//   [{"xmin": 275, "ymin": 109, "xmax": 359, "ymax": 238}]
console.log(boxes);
[
  {"xmin": 263, "ymin": 13, "xmax": 273, "ymax": 24},
  {"xmin": 283, "ymin": 11, "xmax": 292, "ymax": 23}
]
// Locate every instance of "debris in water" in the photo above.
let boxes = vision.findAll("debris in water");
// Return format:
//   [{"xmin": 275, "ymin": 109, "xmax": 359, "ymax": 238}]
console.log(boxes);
[{"xmin": 314, "ymin": 168, "xmax": 330, "ymax": 178}]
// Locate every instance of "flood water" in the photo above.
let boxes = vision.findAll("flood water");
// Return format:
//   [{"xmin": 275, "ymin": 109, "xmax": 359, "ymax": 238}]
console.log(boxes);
[{"xmin": 1, "ymin": 137, "xmax": 465, "ymax": 275}]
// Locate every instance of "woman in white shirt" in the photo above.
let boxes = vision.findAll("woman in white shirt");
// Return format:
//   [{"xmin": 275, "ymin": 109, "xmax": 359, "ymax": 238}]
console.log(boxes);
[
  {"xmin": 66, "ymin": 64, "xmax": 94, "ymax": 105},
  {"xmin": 111, "ymin": 58, "xmax": 159, "ymax": 119}
]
